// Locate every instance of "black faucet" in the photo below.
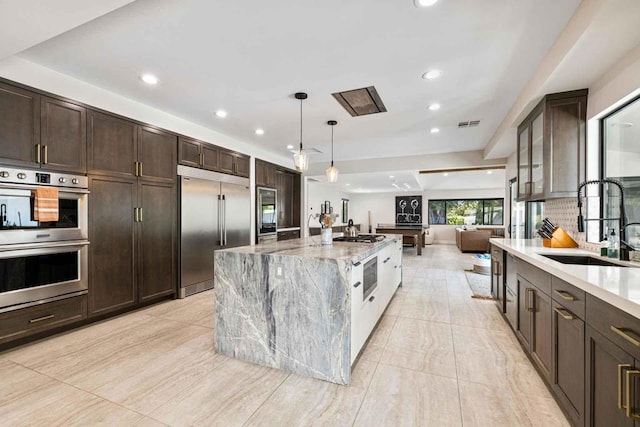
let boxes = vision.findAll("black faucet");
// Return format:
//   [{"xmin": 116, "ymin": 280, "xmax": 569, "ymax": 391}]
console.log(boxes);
[{"xmin": 577, "ymin": 179, "xmax": 634, "ymax": 261}]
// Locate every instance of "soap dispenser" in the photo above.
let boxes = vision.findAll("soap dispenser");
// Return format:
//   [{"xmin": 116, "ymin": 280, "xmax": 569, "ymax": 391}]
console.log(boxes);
[{"xmin": 608, "ymin": 228, "xmax": 619, "ymax": 259}]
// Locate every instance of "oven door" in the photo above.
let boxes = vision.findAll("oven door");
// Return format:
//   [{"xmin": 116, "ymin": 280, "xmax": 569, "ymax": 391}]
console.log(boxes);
[
  {"xmin": 0, "ymin": 185, "xmax": 88, "ymax": 245},
  {"xmin": 363, "ymin": 256, "xmax": 378, "ymax": 300},
  {"xmin": 0, "ymin": 241, "xmax": 88, "ymax": 311}
]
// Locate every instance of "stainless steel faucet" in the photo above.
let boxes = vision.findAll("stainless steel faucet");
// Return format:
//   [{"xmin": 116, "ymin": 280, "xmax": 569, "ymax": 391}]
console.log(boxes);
[{"xmin": 577, "ymin": 179, "xmax": 635, "ymax": 261}]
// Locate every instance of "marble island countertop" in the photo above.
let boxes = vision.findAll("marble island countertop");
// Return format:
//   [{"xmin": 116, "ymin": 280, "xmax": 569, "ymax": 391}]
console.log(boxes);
[
  {"xmin": 217, "ymin": 234, "xmax": 401, "ymax": 263},
  {"xmin": 491, "ymin": 238, "xmax": 640, "ymax": 318}
]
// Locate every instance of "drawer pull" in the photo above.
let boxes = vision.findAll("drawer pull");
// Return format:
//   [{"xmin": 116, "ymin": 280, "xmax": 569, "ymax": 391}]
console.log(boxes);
[
  {"xmin": 627, "ymin": 370, "xmax": 640, "ymax": 419},
  {"xmin": 353, "ymin": 281, "xmax": 361, "ymax": 288},
  {"xmin": 525, "ymin": 288, "xmax": 534, "ymax": 312},
  {"xmin": 353, "ymin": 262, "xmax": 361, "ymax": 267},
  {"xmin": 383, "ymin": 257, "xmax": 390, "ymax": 263},
  {"xmin": 553, "ymin": 306, "xmax": 574, "ymax": 320},
  {"xmin": 612, "ymin": 326, "xmax": 640, "ymax": 347},
  {"xmin": 29, "ymin": 314, "xmax": 55, "ymax": 324},
  {"xmin": 369, "ymin": 296, "xmax": 375, "ymax": 302},
  {"xmin": 619, "ymin": 364, "xmax": 632, "ymax": 410},
  {"xmin": 553, "ymin": 289, "xmax": 575, "ymax": 301}
]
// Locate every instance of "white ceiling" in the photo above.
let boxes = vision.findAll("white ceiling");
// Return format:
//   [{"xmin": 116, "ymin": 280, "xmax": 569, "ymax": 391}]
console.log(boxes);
[
  {"xmin": 17, "ymin": 0, "xmax": 580, "ymax": 164},
  {"xmin": 309, "ymin": 168, "xmax": 504, "ymax": 193}
]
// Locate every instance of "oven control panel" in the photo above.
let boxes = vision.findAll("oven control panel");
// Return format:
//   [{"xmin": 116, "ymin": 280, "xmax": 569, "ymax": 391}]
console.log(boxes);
[{"xmin": 0, "ymin": 167, "xmax": 88, "ymax": 189}]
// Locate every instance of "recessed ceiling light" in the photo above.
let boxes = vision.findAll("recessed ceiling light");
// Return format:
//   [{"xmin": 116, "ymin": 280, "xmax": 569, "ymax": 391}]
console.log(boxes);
[
  {"xmin": 430, "ymin": 127, "xmax": 440, "ymax": 134},
  {"xmin": 255, "ymin": 128, "xmax": 264, "ymax": 135},
  {"xmin": 443, "ymin": 172, "xmax": 449, "ymax": 177},
  {"xmin": 428, "ymin": 103, "xmax": 441, "ymax": 111},
  {"xmin": 345, "ymin": 183, "xmax": 351, "ymax": 186},
  {"xmin": 286, "ymin": 144, "xmax": 294, "ymax": 150},
  {"xmin": 215, "ymin": 110, "xmax": 228, "ymax": 118},
  {"xmin": 140, "ymin": 73, "xmax": 159, "ymax": 85},
  {"xmin": 422, "ymin": 70, "xmax": 442, "ymax": 80},
  {"xmin": 414, "ymin": 0, "xmax": 438, "ymax": 7},
  {"xmin": 487, "ymin": 170, "xmax": 493, "ymax": 174},
  {"xmin": 389, "ymin": 175, "xmax": 394, "ymax": 179}
]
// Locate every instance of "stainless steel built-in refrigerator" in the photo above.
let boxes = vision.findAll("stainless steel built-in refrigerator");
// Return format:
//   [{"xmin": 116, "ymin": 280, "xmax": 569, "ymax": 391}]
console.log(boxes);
[{"xmin": 178, "ymin": 165, "xmax": 250, "ymax": 298}]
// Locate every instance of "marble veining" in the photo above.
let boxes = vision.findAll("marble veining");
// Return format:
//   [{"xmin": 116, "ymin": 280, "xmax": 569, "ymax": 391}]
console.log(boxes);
[{"xmin": 214, "ymin": 236, "xmax": 401, "ymax": 385}]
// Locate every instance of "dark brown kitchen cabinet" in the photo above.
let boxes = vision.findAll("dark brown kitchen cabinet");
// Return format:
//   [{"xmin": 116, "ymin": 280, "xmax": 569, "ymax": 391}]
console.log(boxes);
[
  {"xmin": 0, "ymin": 82, "xmax": 40, "ymax": 168},
  {"xmin": 255, "ymin": 159, "xmax": 277, "ymax": 188},
  {"xmin": 88, "ymin": 176, "xmax": 137, "ymax": 317},
  {"xmin": 517, "ymin": 89, "xmax": 587, "ymax": 201},
  {"xmin": 178, "ymin": 136, "xmax": 220, "ymax": 171},
  {"xmin": 517, "ymin": 275, "xmax": 552, "ymax": 381},
  {"xmin": 137, "ymin": 126, "xmax": 177, "ymax": 183},
  {"xmin": 218, "ymin": 148, "xmax": 249, "ymax": 177},
  {"xmin": 88, "ymin": 110, "xmax": 137, "ymax": 178},
  {"xmin": 552, "ymin": 300, "xmax": 585, "ymax": 427},
  {"xmin": 138, "ymin": 181, "xmax": 176, "ymax": 301},
  {"xmin": 88, "ymin": 175, "xmax": 176, "ymax": 317},
  {"xmin": 235, "ymin": 153, "xmax": 250, "ymax": 177},
  {"xmin": 491, "ymin": 245, "xmax": 504, "ymax": 312},
  {"xmin": 40, "ymin": 97, "xmax": 86, "ymax": 173}
]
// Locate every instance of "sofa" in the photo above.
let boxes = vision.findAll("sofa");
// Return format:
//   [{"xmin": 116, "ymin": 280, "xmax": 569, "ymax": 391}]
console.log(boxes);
[{"xmin": 455, "ymin": 228, "xmax": 492, "ymax": 253}]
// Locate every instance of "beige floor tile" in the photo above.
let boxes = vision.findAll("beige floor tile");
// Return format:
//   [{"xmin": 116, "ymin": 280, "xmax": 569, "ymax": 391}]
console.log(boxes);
[
  {"xmin": 396, "ymin": 295, "xmax": 451, "ymax": 323},
  {"xmin": 458, "ymin": 380, "xmax": 569, "ymax": 427},
  {"xmin": 380, "ymin": 317, "xmax": 456, "ymax": 378},
  {"xmin": 359, "ymin": 315, "xmax": 397, "ymax": 363},
  {"xmin": 354, "ymin": 364, "xmax": 462, "ymax": 427},
  {"xmin": 448, "ymin": 296, "xmax": 512, "ymax": 333},
  {"xmin": 245, "ymin": 360, "xmax": 377, "ymax": 427},
  {"xmin": 150, "ymin": 358, "xmax": 289, "ymax": 426}
]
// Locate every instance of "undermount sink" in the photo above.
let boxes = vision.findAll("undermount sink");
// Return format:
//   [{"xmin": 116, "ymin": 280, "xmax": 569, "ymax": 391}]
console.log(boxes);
[{"xmin": 540, "ymin": 254, "xmax": 633, "ymax": 267}]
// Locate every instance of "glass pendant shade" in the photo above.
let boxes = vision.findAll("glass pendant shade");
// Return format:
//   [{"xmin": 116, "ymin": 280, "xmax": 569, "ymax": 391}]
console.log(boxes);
[
  {"xmin": 326, "ymin": 164, "xmax": 339, "ymax": 182},
  {"xmin": 293, "ymin": 149, "xmax": 309, "ymax": 172}
]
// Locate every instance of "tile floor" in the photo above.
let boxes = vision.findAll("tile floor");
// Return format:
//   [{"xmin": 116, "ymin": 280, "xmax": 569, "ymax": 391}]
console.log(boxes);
[{"xmin": 0, "ymin": 244, "xmax": 569, "ymax": 426}]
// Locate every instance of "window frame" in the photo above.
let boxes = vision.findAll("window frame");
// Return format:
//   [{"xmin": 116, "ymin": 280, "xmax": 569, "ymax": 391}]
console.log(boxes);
[{"xmin": 427, "ymin": 198, "xmax": 505, "ymax": 226}]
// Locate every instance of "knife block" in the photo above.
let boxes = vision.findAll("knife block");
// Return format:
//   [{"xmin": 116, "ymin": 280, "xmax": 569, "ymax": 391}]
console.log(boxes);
[{"xmin": 542, "ymin": 227, "xmax": 578, "ymax": 248}]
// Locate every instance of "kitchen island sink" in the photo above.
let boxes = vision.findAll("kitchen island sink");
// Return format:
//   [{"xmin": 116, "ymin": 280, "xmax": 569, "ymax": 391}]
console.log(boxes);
[{"xmin": 539, "ymin": 253, "xmax": 634, "ymax": 267}]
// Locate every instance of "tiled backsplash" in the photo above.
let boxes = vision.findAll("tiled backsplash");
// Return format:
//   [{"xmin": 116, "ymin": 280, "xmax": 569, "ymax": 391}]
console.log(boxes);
[{"xmin": 545, "ymin": 198, "xmax": 640, "ymax": 262}]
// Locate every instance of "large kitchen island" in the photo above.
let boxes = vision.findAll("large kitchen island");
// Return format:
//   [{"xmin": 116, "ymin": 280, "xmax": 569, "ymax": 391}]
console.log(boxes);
[{"xmin": 214, "ymin": 235, "xmax": 403, "ymax": 385}]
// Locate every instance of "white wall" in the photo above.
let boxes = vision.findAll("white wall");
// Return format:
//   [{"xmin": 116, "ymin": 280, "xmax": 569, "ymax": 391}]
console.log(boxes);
[
  {"xmin": 306, "ymin": 181, "xmax": 351, "ymax": 229},
  {"xmin": 350, "ymin": 188, "xmax": 505, "ymax": 244}
]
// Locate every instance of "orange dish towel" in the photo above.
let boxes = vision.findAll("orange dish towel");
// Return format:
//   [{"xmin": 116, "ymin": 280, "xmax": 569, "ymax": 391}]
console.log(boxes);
[{"xmin": 32, "ymin": 187, "xmax": 59, "ymax": 222}]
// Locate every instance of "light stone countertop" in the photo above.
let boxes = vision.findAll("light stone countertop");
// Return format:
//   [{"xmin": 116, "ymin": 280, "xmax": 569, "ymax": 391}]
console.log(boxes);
[
  {"xmin": 218, "ymin": 234, "xmax": 402, "ymax": 263},
  {"xmin": 491, "ymin": 238, "xmax": 640, "ymax": 318}
]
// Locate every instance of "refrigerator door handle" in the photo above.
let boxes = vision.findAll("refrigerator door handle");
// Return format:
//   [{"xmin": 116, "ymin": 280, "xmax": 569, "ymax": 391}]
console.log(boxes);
[
  {"xmin": 217, "ymin": 194, "xmax": 222, "ymax": 246},
  {"xmin": 223, "ymin": 194, "xmax": 227, "ymax": 246}
]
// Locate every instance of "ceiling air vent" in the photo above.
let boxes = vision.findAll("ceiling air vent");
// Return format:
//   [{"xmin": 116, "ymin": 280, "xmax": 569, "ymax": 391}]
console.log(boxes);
[
  {"xmin": 458, "ymin": 120, "xmax": 480, "ymax": 128},
  {"xmin": 332, "ymin": 86, "xmax": 387, "ymax": 117}
]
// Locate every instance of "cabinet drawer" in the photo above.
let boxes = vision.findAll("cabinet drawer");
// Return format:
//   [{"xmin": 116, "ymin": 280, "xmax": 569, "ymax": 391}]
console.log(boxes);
[
  {"xmin": 586, "ymin": 294, "xmax": 640, "ymax": 360},
  {"xmin": 277, "ymin": 230, "xmax": 300, "ymax": 241},
  {"xmin": 491, "ymin": 245, "xmax": 503, "ymax": 259},
  {"xmin": 517, "ymin": 259, "xmax": 551, "ymax": 295},
  {"xmin": 551, "ymin": 277, "xmax": 585, "ymax": 319},
  {"xmin": 0, "ymin": 295, "xmax": 87, "ymax": 345}
]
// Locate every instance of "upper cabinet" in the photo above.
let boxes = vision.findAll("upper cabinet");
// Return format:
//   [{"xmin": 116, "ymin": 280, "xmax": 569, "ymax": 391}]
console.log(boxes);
[
  {"xmin": 137, "ymin": 126, "xmax": 177, "ymax": 183},
  {"xmin": 0, "ymin": 82, "xmax": 87, "ymax": 173},
  {"xmin": 255, "ymin": 159, "xmax": 277, "ymax": 188},
  {"xmin": 178, "ymin": 136, "xmax": 248, "ymax": 178},
  {"xmin": 517, "ymin": 89, "xmax": 587, "ymax": 201},
  {"xmin": 256, "ymin": 158, "xmax": 301, "ymax": 229}
]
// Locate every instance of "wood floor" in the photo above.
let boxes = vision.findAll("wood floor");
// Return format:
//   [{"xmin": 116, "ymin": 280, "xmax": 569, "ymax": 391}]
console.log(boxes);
[{"xmin": 0, "ymin": 244, "xmax": 569, "ymax": 426}]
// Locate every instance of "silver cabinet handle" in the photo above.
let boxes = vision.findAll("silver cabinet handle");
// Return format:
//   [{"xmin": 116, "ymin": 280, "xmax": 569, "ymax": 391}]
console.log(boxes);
[
  {"xmin": 29, "ymin": 314, "xmax": 54, "ymax": 323},
  {"xmin": 353, "ymin": 281, "xmax": 361, "ymax": 288},
  {"xmin": 222, "ymin": 195, "xmax": 227, "ymax": 246},
  {"xmin": 35, "ymin": 143, "xmax": 41, "ymax": 163},
  {"xmin": 369, "ymin": 296, "xmax": 375, "ymax": 302},
  {"xmin": 217, "ymin": 195, "xmax": 222, "ymax": 245}
]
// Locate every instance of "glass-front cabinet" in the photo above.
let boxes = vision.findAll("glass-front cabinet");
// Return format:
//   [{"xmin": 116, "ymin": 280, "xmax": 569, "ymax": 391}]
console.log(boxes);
[{"xmin": 516, "ymin": 90, "xmax": 587, "ymax": 201}]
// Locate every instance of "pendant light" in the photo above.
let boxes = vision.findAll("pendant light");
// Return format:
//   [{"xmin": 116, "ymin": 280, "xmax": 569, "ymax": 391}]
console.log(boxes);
[
  {"xmin": 326, "ymin": 120, "xmax": 339, "ymax": 182},
  {"xmin": 293, "ymin": 92, "xmax": 309, "ymax": 172}
]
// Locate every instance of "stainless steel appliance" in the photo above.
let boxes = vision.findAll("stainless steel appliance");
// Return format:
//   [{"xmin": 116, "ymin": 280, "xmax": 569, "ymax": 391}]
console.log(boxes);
[
  {"xmin": 256, "ymin": 187, "xmax": 277, "ymax": 239},
  {"xmin": 0, "ymin": 167, "xmax": 89, "ymax": 311},
  {"xmin": 178, "ymin": 165, "xmax": 250, "ymax": 298},
  {"xmin": 362, "ymin": 256, "xmax": 378, "ymax": 300}
]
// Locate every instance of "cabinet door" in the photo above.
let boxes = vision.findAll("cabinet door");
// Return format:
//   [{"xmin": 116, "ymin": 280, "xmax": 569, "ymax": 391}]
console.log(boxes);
[
  {"xmin": 0, "ymin": 82, "xmax": 40, "ymax": 168},
  {"xmin": 178, "ymin": 136, "xmax": 201, "ymax": 168},
  {"xmin": 138, "ymin": 181, "xmax": 176, "ymax": 301},
  {"xmin": 88, "ymin": 176, "xmax": 137, "ymax": 316},
  {"xmin": 517, "ymin": 124, "xmax": 530, "ymax": 200},
  {"xmin": 517, "ymin": 276, "xmax": 533, "ymax": 350},
  {"xmin": 544, "ymin": 95, "xmax": 587, "ymax": 199},
  {"xmin": 88, "ymin": 111, "xmax": 137, "ymax": 177},
  {"xmin": 218, "ymin": 148, "xmax": 235, "ymax": 174},
  {"xmin": 235, "ymin": 153, "xmax": 250, "ymax": 178},
  {"xmin": 283, "ymin": 172, "xmax": 294, "ymax": 228},
  {"xmin": 255, "ymin": 160, "xmax": 266, "ymax": 186},
  {"xmin": 530, "ymin": 111, "xmax": 544, "ymax": 199},
  {"xmin": 137, "ymin": 126, "xmax": 177, "ymax": 183},
  {"xmin": 41, "ymin": 97, "xmax": 86, "ymax": 173},
  {"xmin": 275, "ymin": 170, "xmax": 285, "ymax": 228},
  {"xmin": 201, "ymin": 144, "xmax": 219, "ymax": 171},
  {"xmin": 552, "ymin": 302, "xmax": 584, "ymax": 427},
  {"xmin": 585, "ymin": 326, "xmax": 636, "ymax": 427},
  {"xmin": 531, "ymin": 285, "xmax": 552, "ymax": 380},
  {"xmin": 265, "ymin": 163, "xmax": 276, "ymax": 187}
]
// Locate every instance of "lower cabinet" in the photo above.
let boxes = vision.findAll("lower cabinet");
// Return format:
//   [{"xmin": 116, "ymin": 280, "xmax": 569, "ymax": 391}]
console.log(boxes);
[
  {"xmin": 491, "ymin": 245, "xmax": 504, "ymax": 311},
  {"xmin": 88, "ymin": 175, "xmax": 176, "ymax": 317}
]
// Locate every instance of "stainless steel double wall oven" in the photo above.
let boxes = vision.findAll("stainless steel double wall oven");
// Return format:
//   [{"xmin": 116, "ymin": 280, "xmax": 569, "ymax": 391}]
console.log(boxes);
[{"xmin": 0, "ymin": 167, "xmax": 89, "ymax": 312}]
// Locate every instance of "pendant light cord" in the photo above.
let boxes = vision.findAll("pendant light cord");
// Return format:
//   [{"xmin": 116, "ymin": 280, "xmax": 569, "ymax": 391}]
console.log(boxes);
[
  {"xmin": 299, "ymin": 98, "xmax": 303, "ymax": 151},
  {"xmin": 331, "ymin": 125, "xmax": 334, "ymax": 167}
]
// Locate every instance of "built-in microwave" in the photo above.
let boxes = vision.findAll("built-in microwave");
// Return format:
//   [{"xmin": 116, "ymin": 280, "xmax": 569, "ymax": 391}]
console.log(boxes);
[
  {"xmin": 363, "ymin": 256, "xmax": 378, "ymax": 301},
  {"xmin": 257, "ymin": 187, "xmax": 277, "ymax": 236}
]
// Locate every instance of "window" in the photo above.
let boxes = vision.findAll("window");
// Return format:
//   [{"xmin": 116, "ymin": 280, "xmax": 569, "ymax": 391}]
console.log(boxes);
[
  {"xmin": 602, "ymin": 95, "xmax": 640, "ymax": 247},
  {"xmin": 427, "ymin": 199, "xmax": 504, "ymax": 225}
]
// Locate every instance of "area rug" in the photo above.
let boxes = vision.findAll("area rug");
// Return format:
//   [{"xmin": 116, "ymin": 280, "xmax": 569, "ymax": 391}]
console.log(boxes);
[{"xmin": 464, "ymin": 270, "xmax": 493, "ymax": 300}]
